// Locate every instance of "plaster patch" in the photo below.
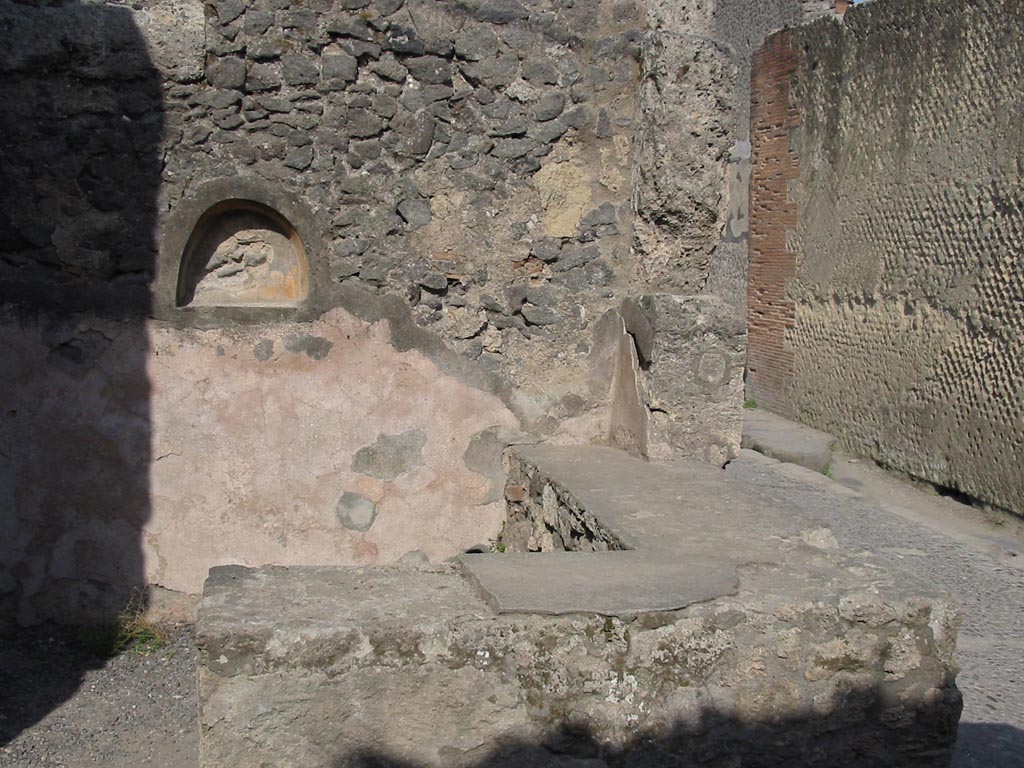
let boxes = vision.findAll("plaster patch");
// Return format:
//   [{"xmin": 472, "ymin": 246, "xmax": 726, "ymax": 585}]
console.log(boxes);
[
  {"xmin": 336, "ymin": 492, "xmax": 378, "ymax": 532},
  {"xmin": 253, "ymin": 339, "xmax": 274, "ymax": 361},
  {"xmin": 352, "ymin": 430, "xmax": 428, "ymax": 481},
  {"xmin": 284, "ymin": 334, "xmax": 333, "ymax": 360},
  {"xmin": 533, "ymin": 161, "xmax": 592, "ymax": 238}
]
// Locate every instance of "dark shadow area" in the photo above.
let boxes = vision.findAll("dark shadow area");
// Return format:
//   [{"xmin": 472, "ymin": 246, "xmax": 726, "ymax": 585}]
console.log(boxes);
[
  {"xmin": 327, "ymin": 682, "xmax": 964, "ymax": 767},
  {"xmin": 0, "ymin": 626, "xmax": 117, "ymax": 748},
  {"xmin": 953, "ymin": 722, "xmax": 1024, "ymax": 768},
  {"xmin": 0, "ymin": 0, "xmax": 162, "ymax": 745}
]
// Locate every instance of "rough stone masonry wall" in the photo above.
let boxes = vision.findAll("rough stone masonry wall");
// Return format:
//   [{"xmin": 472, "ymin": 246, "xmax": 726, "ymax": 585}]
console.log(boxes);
[
  {"xmin": 1, "ymin": 0, "xmax": 646, "ymax": 623},
  {"xmin": 747, "ymin": 0, "xmax": 1024, "ymax": 515},
  {"xmin": 1, "ymin": 0, "xmax": 647, "ymax": 428},
  {"xmin": 639, "ymin": 0, "xmax": 834, "ymax": 312},
  {"xmin": 158, "ymin": 0, "xmax": 647, "ymax": 423},
  {"xmin": 500, "ymin": 450, "xmax": 626, "ymax": 553}
]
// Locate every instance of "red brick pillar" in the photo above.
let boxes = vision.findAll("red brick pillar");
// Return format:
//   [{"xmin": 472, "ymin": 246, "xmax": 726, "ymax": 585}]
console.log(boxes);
[{"xmin": 746, "ymin": 30, "xmax": 799, "ymax": 415}]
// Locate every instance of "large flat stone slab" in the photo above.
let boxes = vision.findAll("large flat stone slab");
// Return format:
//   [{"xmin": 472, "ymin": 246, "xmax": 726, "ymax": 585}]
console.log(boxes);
[
  {"xmin": 459, "ymin": 551, "xmax": 737, "ymax": 616},
  {"xmin": 464, "ymin": 444, "xmax": 806, "ymax": 618},
  {"xmin": 499, "ymin": 444, "xmax": 809, "ymax": 553},
  {"xmin": 468, "ymin": 444, "xmax": 835, "ymax": 616}
]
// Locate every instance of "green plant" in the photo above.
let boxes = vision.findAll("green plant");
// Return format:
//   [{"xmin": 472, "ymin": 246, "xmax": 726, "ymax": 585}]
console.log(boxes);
[
  {"xmin": 743, "ymin": 399, "xmax": 758, "ymax": 410},
  {"xmin": 74, "ymin": 593, "xmax": 166, "ymax": 658}
]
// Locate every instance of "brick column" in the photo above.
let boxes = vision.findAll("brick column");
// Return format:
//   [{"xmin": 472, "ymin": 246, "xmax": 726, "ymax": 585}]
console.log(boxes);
[{"xmin": 746, "ymin": 30, "xmax": 799, "ymax": 415}]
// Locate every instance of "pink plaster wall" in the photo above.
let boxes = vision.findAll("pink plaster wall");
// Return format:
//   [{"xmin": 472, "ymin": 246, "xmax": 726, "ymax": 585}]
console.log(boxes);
[{"xmin": 0, "ymin": 308, "xmax": 517, "ymax": 623}]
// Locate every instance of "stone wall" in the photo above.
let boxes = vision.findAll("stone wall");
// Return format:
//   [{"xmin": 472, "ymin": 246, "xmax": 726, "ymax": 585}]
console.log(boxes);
[
  {"xmin": 637, "ymin": 0, "xmax": 835, "ymax": 311},
  {"xmin": 158, "ymin": 0, "xmax": 647, "ymax": 418},
  {"xmin": 746, "ymin": 0, "xmax": 1024, "ymax": 515},
  {"xmin": 1, "ymin": 0, "xmax": 646, "ymax": 420},
  {"xmin": 0, "ymin": 0, "xmax": 812, "ymax": 621},
  {"xmin": 501, "ymin": 450, "xmax": 626, "ymax": 553}
]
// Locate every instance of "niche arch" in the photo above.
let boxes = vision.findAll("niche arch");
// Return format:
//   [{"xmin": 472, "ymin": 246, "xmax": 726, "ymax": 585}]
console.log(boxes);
[
  {"xmin": 176, "ymin": 199, "xmax": 309, "ymax": 308},
  {"xmin": 156, "ymin": 178, "xmax": 325, "ymax": 322}
]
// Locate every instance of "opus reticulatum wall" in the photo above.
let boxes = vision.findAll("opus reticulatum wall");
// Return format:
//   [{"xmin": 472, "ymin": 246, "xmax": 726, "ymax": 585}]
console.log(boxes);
[{"xmin": 747, "ymin": 0, "xmax": 1024, "ymax": 515}]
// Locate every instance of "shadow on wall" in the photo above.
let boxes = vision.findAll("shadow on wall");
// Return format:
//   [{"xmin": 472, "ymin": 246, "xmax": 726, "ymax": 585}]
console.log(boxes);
[
  {"xmin": 0, "ymin": 0, "xmax": 161, "ymax": 740},
  {"xmin": 328, "ymin": 689, "xmax": 968, "ymax": 768}
]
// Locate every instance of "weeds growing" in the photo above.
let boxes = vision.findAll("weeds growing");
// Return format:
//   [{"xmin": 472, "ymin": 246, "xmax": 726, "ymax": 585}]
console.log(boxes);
[{"xmin": 74, "ymin": 592, "xmax": 166, "ymax": 658}]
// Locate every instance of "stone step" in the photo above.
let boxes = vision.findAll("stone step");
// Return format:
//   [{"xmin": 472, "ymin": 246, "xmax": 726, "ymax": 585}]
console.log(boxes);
[{"xmin": 741, "ymin": 408, "xmax": 836, "ymax": 474}]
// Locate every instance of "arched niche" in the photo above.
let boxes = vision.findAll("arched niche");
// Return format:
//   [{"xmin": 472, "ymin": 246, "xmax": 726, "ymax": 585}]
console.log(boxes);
[{"xmin": 176, "ymin": 200, "xmax": 309, "ymax": 308}]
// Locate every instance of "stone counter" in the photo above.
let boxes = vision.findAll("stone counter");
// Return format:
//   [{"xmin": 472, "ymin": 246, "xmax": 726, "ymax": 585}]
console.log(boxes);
[{"xmin": 198, "ymin": 445, "xmax": 962, "ymax": 767}]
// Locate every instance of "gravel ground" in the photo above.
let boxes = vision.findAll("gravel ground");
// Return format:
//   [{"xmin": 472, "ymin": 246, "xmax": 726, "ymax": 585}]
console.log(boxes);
[
  {"xmin": 0, "ymin": 452, "xmax": 1020, "ymax": 767},
  {"xmin": 0, "ymin": 626, "xmax": 197, "ymax": 767}
]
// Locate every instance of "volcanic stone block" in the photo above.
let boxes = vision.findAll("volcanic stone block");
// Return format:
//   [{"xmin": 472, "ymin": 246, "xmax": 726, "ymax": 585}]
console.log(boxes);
[
  {"xmin": 198, "ymin": 560, "xmax": 961, "ymax": 768},
  {"xmin": 405, "ymin": 55, "xmax": 451, "ymax": 85},
  {"xmin": 206, "ymin": 57, "xmax": 246, "ymax": 90},
  {"xmin": 322, "ymin": 51, "xmax": 358, "ymax": 82}
]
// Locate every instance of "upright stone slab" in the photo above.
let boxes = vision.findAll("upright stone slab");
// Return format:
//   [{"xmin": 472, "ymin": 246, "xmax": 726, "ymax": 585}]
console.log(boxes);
[{"xmin": 613, "ymin": 294, "xmax": 746, "ymax": 465}]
